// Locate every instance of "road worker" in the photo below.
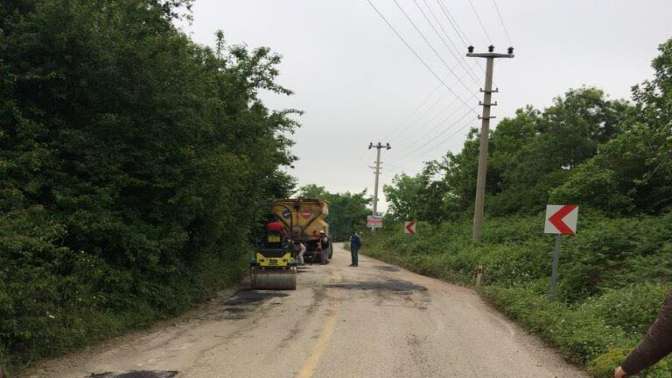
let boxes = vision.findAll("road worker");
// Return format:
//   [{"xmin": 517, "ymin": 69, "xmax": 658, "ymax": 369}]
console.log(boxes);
[
  {"xmin": 294, "ymin": 240, "xmax": 306, "ymax": 266},
  {"xmin": 350, "ymin": 232, "xmax": 361, "ymax": 267}
]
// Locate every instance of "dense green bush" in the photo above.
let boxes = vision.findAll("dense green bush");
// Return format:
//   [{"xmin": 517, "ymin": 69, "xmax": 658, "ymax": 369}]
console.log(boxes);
[
  {"xmin": 362, "ymin": 214, "xmax": 672, "ymax": 376},
  {"xmin": 0, "ymin": 0, "xmax": 296, "ymax": 371}
]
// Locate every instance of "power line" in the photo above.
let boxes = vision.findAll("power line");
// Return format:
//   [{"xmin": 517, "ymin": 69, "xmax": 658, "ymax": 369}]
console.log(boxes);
[
  {"xmin": 392, "ymin": 0, "xmax": 480, "ymax": 101},
  {"xmin": 389, "ymin": 81, "xmax": 476, "ymax": 146},
  {"xmin": 366, "ymin": 0, "xmax": 477, "ymax": 112},
  {"xmin": 356, "ymin": 85, "xmax": 443, "ymax": 163},
  {"xmin": 393, "ymin": 96, "xmax": 462, "ymax": 153},
  {"xmin": 491, "ymin": 0, "xmax": 513, "ymax": 46},
  {"xmin": 413, "ymin": 0, "xmax": 482, "ymax": 84},
  {"xmin": 435, "ymin": 0, "xmax": 486, "ymax": 74},
  {"xmin": 393, "ymin": 106, "xmax": 477, "ymax": 163},
  {"xmin": 389, "ymin": 94, "xmax": 449, "ymax": 144},
  {"xmin": 467, "ymin": 0, "xmax": 493, "ymax": 43},
  {"xmin": 436, "ymin": 0, "xmax": 470, "ymax": 46},
  {"xmin": 402, "ymin": 107, "xmax": 476, "ymax": 157},
  {"xmin": 386, "ymin": 84, "xmax": 443, "ymax": 141}
]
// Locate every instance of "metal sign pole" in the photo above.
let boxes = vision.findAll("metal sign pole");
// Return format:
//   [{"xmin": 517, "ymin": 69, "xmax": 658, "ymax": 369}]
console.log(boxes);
[{"xmin": 549, "ymin": 234, "xmax": 562, "ymax": 299}]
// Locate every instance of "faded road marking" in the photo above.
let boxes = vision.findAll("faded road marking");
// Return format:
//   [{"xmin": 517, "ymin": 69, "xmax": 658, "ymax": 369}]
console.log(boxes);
[{"xmin": 296, "ymin": 272, "xmax": 342, "ymax": 378}]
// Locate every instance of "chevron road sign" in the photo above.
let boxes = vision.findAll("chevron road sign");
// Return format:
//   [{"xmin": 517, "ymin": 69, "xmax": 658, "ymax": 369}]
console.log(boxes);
[
  {"xmin": 404, "ymin": 220, "xmax": 416, "ymax": 236},
  {"xmin": 544, "ymin": 205, "xmax": 579, "ymax": 235},
  {"xmin": 544, "ymin": 204, "xmax": 579, "ymax": 299}
]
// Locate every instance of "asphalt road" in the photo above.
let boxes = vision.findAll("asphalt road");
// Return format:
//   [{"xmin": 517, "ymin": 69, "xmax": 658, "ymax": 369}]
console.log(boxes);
[{"xmin": 25, "ymin": 244, "xmax": 587, "ymax": 378}]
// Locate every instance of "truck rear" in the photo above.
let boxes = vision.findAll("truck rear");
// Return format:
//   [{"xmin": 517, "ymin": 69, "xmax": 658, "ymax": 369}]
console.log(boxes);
[{"xmin": 272, "ymin": 198, "xmax": 332, "ymax": 264}]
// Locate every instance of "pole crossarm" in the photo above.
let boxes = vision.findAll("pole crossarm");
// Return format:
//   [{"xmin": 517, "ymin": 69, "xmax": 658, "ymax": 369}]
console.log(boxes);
[{"xmin": 467, "ymin": 52, "xmax": 514, "ymax": 59}]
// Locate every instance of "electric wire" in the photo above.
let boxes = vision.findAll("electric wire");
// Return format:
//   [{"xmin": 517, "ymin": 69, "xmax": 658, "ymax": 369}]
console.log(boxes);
[
  {"xmin": 402, "ymin": 106, "xmax": 477, "ymax": 158},
  {"xmin": 366, "ymin": 0, "xmax": 477, "ymax": 112},
  {"xmin": 435, "ymin": 0, "xmax": 486, "ymax": 78},
  {"xmin": 491, "ymin": 0, "xmax": 513, "ymax": 46},
  {"xmin": 392, "ymin": 0, "xmax": 480, "ymax": 102},
  {"xmin": 386, "ymin": 84, "xmax": 443, "ymax": 141},
  {"xmin": 393, "ymin": 95, "xmax": 463, "ymax": 154},
  {"xmin": 467, "ymin": 0, "xmax": 493, "ymax": 43},
  {"xmin": 436, "ymin": 0, "xmax": 470, "ymax": 46},
  {"xmin": 413, "ymin": 0, "xmax": 482, "ymax": 84},
  {"xmin": 421, "ymin": 0, "xmax": 484, "ymax": 82},
  {"xmin": 388, "ymin": 105, "xmax": 476, "ymax": 170},
  {"xmin": 389, "ymin": 95, "xmax": 448, "ymax": 144},
  {"xmin": 392, "ymin": 119, "xmax": 474, "ymax": 168},
  {"xmin": 388, "ymin": 79, "xmax": 474, "ymax": 146}
]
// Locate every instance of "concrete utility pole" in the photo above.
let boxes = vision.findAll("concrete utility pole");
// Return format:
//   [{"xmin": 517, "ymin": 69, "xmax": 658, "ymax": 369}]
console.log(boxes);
[
  {"xmin": 467, "ymin": 45, "xmax": 514, "ymax": 242},
  {"xmin": 369, "ymin": 142, "xmax": 391, "ymax": 216}
]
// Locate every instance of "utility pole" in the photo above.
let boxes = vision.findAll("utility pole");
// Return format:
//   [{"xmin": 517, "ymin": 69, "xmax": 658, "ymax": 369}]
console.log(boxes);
[
  {"xmin": 369, "ymin": 142, "xmax": 391, "ymax": 217},
  {"xmin": 467, "ymin": 45, "xmax": 514, "ymax": 242}
]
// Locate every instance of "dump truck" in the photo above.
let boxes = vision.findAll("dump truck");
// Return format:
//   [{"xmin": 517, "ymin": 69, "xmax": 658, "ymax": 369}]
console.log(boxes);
[{"xmin": 272, "ymin": 198, "xmax": 332, "ymax": 264}]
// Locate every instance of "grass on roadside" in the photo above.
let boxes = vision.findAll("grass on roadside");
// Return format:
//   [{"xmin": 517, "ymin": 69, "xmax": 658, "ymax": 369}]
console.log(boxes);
[{"xmin": 361, "ymin": 214, "xmax": 672, "ymax": 377}]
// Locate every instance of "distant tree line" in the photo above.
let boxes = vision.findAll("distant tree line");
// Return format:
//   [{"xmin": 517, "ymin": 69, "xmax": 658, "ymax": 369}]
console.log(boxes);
[
  {"xmin": 385, "ymin": 39, "xmax": 672, "ymax": 223},
  {"xmin": 0, "ymin": 0, "xmax": 298, "ymax": 368}
]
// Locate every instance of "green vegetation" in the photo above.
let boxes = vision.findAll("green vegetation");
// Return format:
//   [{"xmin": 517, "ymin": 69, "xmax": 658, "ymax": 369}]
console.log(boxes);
[
  {"xmin": 375, "ymin": 39, "xmax": 672, "ymax": 377},
  {"xmin": 0, "ymin": 0, "xmax": 297, "ymax": 371},
  {"xmin": 363, "ymin": 216, "xmax": 672, "ymax": 377}
]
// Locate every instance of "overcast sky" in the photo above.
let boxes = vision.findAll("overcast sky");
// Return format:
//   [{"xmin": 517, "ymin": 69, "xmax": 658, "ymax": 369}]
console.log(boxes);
[{"xmin": 182, "ymin": 0, "xmax": 671, "ymax": 211}]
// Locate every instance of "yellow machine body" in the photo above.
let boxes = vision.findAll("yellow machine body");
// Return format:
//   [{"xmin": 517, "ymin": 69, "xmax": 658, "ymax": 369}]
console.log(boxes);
[{"xmin": 255, "ymin": 251, "xmax": 292, "ymax": 268}]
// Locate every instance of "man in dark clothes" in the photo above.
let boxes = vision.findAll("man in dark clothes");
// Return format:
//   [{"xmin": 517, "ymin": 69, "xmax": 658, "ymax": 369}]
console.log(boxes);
[
  {"xmin": 615, "ymin": 291, "xmax": 672, "ymax": 377},
  {"xmin": 350, "ymin": 232, "xmax": 361, "ymax": 267}
]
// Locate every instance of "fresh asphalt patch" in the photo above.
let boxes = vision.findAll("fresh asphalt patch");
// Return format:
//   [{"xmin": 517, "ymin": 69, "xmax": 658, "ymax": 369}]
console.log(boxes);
[
  {"xmin": 373, "ymin": 265, "xmax": 401, "ymax": 272},
  {"xmin": 223, "ymin": 290, "xmax": 288, "ymax": 306},
  {"xmin": 88, "ymin": 371, "xmax": 178, "ymax": 378},
  {"xmin": 325, "ymin": 279, "xmax": 427, "ymax": 294}
]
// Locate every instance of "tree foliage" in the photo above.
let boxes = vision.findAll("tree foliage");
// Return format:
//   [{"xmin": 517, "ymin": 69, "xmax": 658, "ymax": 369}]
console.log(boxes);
[
  {"xmin": 0, "ymin": 0, "xmax": 298, "ymax": 368},
  {"xmin": 385, "ymin": 39, "xmax": 672, "ymax": 220}
]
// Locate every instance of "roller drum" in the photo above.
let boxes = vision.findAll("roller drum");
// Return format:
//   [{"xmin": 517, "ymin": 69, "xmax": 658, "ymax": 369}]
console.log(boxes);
[{"xmin": 250, "ymin": 268, "xmax": 297, "ymax": 290}]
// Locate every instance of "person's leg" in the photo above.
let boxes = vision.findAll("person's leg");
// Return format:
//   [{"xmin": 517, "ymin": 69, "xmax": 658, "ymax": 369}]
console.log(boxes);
[
  {"xmin": 353, "ymin": 247, "xmax": 359, "ymax": 266},
  {"xmin": 350, "ymin": 247, "xmax": 355, "ymax": 266}
]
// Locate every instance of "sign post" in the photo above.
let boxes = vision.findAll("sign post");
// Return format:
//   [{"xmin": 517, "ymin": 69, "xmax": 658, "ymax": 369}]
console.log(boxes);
[
  {"xmin": 550, "ymin": 234, "xmax": 561, "ymax": 299},
  {"xmin": 404, "ymin": 220, "xmax": 416, "ymax": 236},
  {"xmin": 367, "ymin": 215, "xmax": 383, "ymax": 230},
  {"xmin": 544, "ymin": 204, "xmax": 579, "ymax": 299}
]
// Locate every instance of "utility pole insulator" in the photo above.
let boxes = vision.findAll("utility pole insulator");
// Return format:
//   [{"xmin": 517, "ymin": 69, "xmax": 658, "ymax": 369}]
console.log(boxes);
[{"xmin": 467, "ymin": 46, "xmax": 514, "ymax": 243}]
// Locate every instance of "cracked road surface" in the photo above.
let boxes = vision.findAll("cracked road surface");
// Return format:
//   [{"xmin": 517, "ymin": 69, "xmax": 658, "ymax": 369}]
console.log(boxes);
[{"xmin": 24, "ymin": 244, "xmax": 586, "ymax": 378}]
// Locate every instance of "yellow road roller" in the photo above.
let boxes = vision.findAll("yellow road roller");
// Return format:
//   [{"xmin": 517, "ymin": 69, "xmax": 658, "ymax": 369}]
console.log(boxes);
[{"xmin": 250, "ymin": 209, "xmax": 297, "ymax": 290}]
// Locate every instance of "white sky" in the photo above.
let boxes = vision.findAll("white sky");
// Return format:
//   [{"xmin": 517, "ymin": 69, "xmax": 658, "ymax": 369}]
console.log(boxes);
[{"xmin": 182, "ymin": 0, "xmax": 672, "ymax": 211}]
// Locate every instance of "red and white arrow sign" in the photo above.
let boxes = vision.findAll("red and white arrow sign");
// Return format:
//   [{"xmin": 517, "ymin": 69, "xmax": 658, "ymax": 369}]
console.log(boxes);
[
  {"xmin": 544, "ymin": 205, "xmax": 579, "ymax": 235},
  {"xmin": 404, "ymin": 220, "xmax": 416, "ymax": 236}
]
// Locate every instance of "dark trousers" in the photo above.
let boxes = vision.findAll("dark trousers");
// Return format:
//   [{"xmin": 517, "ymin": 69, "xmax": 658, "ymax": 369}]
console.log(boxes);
[{"xmin": 351, "ymin": 247, "xmax": 359, "ymax": 266}]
